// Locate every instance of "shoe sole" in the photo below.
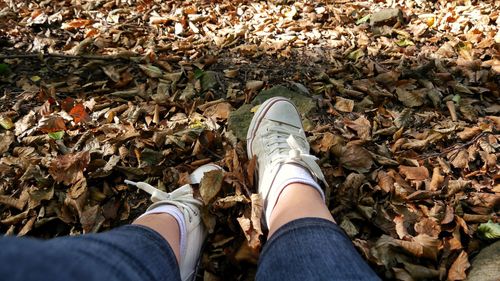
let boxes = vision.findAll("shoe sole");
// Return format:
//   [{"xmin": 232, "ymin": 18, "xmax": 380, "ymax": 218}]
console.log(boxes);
[{"xmin": 246, "ymin": 96, "xmax": 296, "ymax": 158}]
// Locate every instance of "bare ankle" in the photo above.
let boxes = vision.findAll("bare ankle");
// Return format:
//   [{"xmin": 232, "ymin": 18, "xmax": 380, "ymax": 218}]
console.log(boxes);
[{"xmin": 268, "ymin": 183, "xmax": 335, "ymax": 237}]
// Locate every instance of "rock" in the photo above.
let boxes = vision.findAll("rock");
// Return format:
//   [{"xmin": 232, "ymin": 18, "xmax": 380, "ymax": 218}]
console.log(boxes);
[
  {"xmin": 251, "ymin": 85, "xmax": 316, "ymax": 116},
  {"xmin": 466, "ymin": 240, "xmax": 500, "ymax": 281},
  {"xmin": 200, "ymin": 71, "xmax": 219, "ymax": 92},
  {"xmin": 370, "ymin": 8, "xmax": 404, "ymax": 26},
  {"xmin": 227, "ymin": 85, "xmax": 317, "ymax": 140},
  {"xmin": 227, "ymin": 104, "xmax": 254, "ymax": 141}
]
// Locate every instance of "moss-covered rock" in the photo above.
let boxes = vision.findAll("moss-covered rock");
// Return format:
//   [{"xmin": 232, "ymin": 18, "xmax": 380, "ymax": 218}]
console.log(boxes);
[
  {"xmin": 227, "ymin": 86, "xmax": 316, "ymax": 140},
  {"xmin": 227, "ymin": 104, "xmax": 254, "ymax": 141},
  {"xmin": 251, "ymin": 85, "xmax": 316, "ymax": 115}
]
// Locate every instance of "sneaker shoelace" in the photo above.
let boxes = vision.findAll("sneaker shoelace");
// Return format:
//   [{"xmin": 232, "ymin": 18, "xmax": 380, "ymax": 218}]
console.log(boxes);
[
  {"xmin": 124, "ymin": 180, "xmax": 200, "ymax": 222},
  {"xmin": 261, "ymin": 127, "xmax": 328, "ymax": 187}
]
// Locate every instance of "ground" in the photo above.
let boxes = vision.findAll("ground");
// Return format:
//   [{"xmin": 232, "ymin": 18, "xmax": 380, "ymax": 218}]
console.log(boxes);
[{"xmin": 0, "ymin": 0, "xmax": 499, "ymax": 280}]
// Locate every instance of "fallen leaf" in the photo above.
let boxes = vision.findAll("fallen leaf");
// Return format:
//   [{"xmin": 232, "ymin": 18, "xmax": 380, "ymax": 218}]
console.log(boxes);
[
  {"xmin": 80, "ymin": 205, "xmax": 105, "ymax": 233},
  {"xmin": 38, "ymin": 115, "xmax": 67, "ymax": 133},
  {"xmin": 61, "ymin": 19, "xmax": 93, "ymax": 30},
  {"xmin": 0, "ymin": 131, "xmax": 15, "ymax": 154},
  {"xmin": 48, "ymin": 131, "xmax": 64, "ymax": 140},
  {"xmin": 334, "ymin": 97, "xmax": 355, "ymax": 112},
  {"xmin": 477, "ymin": 221, "xmax": 500, "ymax": 239},
  {"xmin": 345, "ymin": 116, "xmax": 371, "ymax": 140},
  {"xmin": 377, "ymin": 170, "xmax": 395, "ymax": 193},
  {"xmin": 429, "ymin": 167, "xmax": 444, "ymax": 191},
  {"xmin": 394, "ymin": 215, "xmax": 410, "ymax": 239},
  {"xmin": 139, "ymin": 64, "xmax": 164, "ymax": 78},
  {"xmin": 203, "ymin": 102, "xmax": 233, "ymax": 120},
  {"xmin": 448, "ymin": 251, "xmax": 470, "ymax": 281},
  {"xmin": 246, "ymin": 80, "xmax": 264, "ymax": 92},
  {"xmin": 414, "ymin": 218, "xmax": 440, "ymax": 237},
  {"xmin": 14, "ymin": 111, "xmax": 36, "ymax": 136},
  {"xmin": 339, "ymin": 142, "xmax": 373, "ymax": 173},
  {"xmin": 213, "ymin": 194, "xmax": 249, "ymax": 209},
  {"xmin": 396, "ymin": 88, "xmax": 425, "ymax": 107},
  {"xmin": 199, "ymin": 169, "xmax": 224, "ymax": 204},
  {"xmin": 0, "ymin": 116, "xmax": 14, "ymax": 130},
  {"xmin": 399, "ymin": 165, "xmax": 429, "ymax": 180},
  {"xmin": 49, "ymin": 151, "xmax": 90, "ymax": 185},
  {"xmin": 237, "ymin": 193, "xmax": 263, "ymax": 249},
  {"xmin": 457, "ymin": 127, "xmax": 482, "ymax": 140},
  {"xmin": 69, "ymin": 103, "xmax": 91, "ymax": 124},
  {"xmin": 449, "ymin": 150, "xmax": 469, "ymax": 169}
]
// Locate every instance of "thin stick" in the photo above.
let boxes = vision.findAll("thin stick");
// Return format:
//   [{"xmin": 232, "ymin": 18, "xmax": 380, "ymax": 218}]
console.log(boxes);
[{"xmin": 0, "ymin": 53, "xmax": 139, "ymax": 60}]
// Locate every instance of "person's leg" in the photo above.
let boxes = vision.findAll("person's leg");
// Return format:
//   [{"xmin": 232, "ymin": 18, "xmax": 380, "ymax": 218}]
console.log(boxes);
[
  {"xmin": 0, "ymin": 224, "xmax": 180, "ymax": 281},
  {"xmin": 246, "ymin": 97, "xmax": 380, "ymax": 280},
  {"xmin": 134, "ymin": 213, "xmax": 181, "ymax": 262},
  {"xmin": 267, "ymin": 183, "xmax": 334, "ymax": 237},
  {"xmin": 257, "ymin": 182, "xmax": 380, "ymax": 280},
  {"xmin": 0, "ymin": 163, "xmax": 220, "ymax": 281}
]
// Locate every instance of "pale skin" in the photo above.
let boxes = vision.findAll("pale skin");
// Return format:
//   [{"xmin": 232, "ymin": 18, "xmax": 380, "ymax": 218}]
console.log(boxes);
[
  {"xmin": 133, "ymin": 213, "xmax": 181, "ymax": 262},
  {"xmin": 133, "ymin": 182, "xmax": 334, "ymax": 264}
]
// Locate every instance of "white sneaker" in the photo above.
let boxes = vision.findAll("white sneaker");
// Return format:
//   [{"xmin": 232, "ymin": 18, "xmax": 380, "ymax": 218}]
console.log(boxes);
[
  {"xmin": 125, "ymin": 163, "xmax": 221, "ymax": 281},
  {"xmin": 246, "ymin": 97, "xmax": 327, "ymax": 224}
]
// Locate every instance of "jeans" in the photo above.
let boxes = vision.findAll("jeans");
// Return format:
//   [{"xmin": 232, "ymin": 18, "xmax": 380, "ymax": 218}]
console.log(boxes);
[{"xmin": 0, "ymin": 218, "xmax": 380, "ymax": 281}]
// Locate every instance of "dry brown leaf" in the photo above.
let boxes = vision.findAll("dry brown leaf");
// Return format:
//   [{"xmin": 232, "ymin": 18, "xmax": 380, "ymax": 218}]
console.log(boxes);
[
  {"xmin": 447, "ymin": 228, "xmax": 463, "ymax": 250},
  {"xmin": 199, "ymin": 169, "xmax": 224, "ymax": 204},
  {"xmin": 334, "ymin": 97, "xmax": 355, "ymax": 112},
  {"xmin": 398, "ymin": 165, "xmax": 429, "ymax": 181},
  {"xmin": 213, "ymin": 195, "xmax": 249, "ymax": 209},
  {"xmin": 249, "ymin": 193, "xmax": 263, "ymax": 246},
  {"xmin": 396, "ymin": 88, "xmax": 425, "ymax": 107},
  {"xmin": 345, "ymin": 116, "xmax": 371, "ymax": 140},
  {"xmin": 393, "ymin": 234, "xmax": 440, "ymax": 260},
  {"xmin": 479, "ymin": 151, "xmax": 497, "ymax": 169},
  {"xmin": 339, "ymin": 142, "xmax": 373, "ymax": 173},
  {"xmin": 203, "ymin": 102, "xmax": 233, "ymax": 120},
  {"xmin": 375, "ymin": 71, "xmax": 400, "ymax": 84},
  {"xmin": 414, "ymin": 218, "xmax": 441, "ymax": 237},
  {"xmin": 80, "ymin": 205, "xmax": 105, "ymax": 234},
  {"xmin": 61, "ymin": 19, "xmax": 93, "ymax": 30},
  {"xmin": 377, "ymin": 170, "xmax": 395, "ymax": 193},
  {"xmin": 237, "ymin": 194, "xmax": 263, "ymax": 249},
  {"xmin": 49, "ymin": 151, "xmax": 90, "ymax": 185},
  {"xmin": 0, "ymin": 131, "xmax": 15, "ymax": 155},
  {"xmin": 447, "ymin": 179, "xmax": 471, "ymax": 196},
  {"xmin": 457, "ymin": 127, "xmax": 482, "ymax": 140},
  {"xmin": 394, "ymin": 215, "xmax": 410, "ymax": 239},
  {"xmin": 441, "ymin": 205, "xmax": 455, "ymax": 224},
  {"xmin": 246, "ymin": 80, "xmax": 264, "ymax": 92},
  {"xmin": 429, "ymin": 167, "xmax": 444, "ymax": 191},
  {"xmin": 437, "ymin": 157, "xmax": 452, "ymax": 174},
  {"xmin": 234, "ymin": 240, "xmax": 260, "ymax": 265},
  {"xmin": 448, "ymin": 251, "xmax": 470, "ymax": 281},
  {"xmin": 401, "ymin": 138, "xmax": 429, "ymax": 150},
  {"xmin": 28, "ymin": 186, "xmax": 54, "ymax": 209},
  {"xmin": 14, "ymin": 111, "xmax": 36, "ymax": 136},
  {"xmin": 313, "ymin": 132, "xmax": 333, "ymax": 153}
]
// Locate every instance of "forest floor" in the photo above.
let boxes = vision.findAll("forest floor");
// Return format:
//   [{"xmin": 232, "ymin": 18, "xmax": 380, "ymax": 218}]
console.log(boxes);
[{"xmin": 0, "ymin": 0, "xmax": 499, "ymax": 280}]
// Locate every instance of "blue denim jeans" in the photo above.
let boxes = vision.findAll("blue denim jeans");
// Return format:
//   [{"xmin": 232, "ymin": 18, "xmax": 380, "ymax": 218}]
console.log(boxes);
[{"xmin": 0, "ymin": 218, "xmax": 379, "ymax": 281}]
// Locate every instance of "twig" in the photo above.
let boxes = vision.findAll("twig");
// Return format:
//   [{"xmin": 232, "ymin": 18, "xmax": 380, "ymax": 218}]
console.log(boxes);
[
  {"xmin": 0, "ymin": 53, "xmax": 139, "ymax": 61},
  {"xmin": 417, "ymin": 131, "xmax": 489, "ymax": 160}
]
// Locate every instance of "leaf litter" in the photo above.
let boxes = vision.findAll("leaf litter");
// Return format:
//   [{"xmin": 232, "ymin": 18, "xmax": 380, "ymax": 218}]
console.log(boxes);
[{"xmin": 0, "ymin": 0, "xmax": 499, "ymax": 280}]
